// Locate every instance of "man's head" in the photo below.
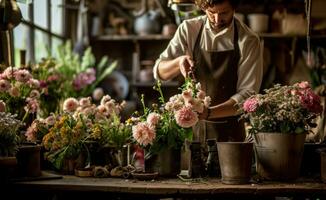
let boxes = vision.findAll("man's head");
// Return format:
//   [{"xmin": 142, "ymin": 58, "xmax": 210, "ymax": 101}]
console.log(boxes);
[{"xmin": 195, "ymin": 0, "xmax": 240, "ymax": 32}]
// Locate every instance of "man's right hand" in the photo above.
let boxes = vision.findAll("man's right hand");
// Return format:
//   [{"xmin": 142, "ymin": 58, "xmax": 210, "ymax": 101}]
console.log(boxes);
[{"xmin": 179, "ymin": 55, "xmax": 194, "ymax": 78}]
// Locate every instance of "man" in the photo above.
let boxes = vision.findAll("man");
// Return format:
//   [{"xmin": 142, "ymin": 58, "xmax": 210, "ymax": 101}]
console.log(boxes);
[{"xmin": 153, "ymin": 0, "xmax": 263, "ymax": 142}]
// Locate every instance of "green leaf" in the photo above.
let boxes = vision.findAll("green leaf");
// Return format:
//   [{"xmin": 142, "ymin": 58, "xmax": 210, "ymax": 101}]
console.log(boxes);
[{"xmin": 97, "ymin": 56, "xmax": 109, "ymax": 73}]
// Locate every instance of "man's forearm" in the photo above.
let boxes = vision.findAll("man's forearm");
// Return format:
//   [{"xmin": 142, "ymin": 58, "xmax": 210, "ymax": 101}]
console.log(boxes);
[
  {"xmin": 208, "ymin": 98, "xmax": 239, "ymax": 119},
  {"xmin": 157, "ymin": 59, "xmax": 180, "ymax": 81}
]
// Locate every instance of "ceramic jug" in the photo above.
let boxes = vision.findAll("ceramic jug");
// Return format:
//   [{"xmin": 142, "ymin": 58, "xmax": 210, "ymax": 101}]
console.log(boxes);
[{"xmin": 134, "ymin": 10, "xmax": 161, "ymax": 35}]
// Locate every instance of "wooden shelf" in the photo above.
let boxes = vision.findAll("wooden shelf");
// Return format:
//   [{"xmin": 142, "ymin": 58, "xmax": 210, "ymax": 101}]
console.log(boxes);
[
  {"xmin": 131, "ymin": 81, "xmax": 180, "ymax": 87},
  {"xmin": 259, "ymin": 33, "xmax": 326, "ymax": 39},
  {"xmin": 94, "ymin": 34, "xmax": 173, "ymax": 41}
]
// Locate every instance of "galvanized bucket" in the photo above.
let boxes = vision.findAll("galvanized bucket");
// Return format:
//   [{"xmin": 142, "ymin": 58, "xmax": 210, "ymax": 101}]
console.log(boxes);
[
  {"xmin": 217, "ymin": 142, "xmax": 253, "ymax": 184},
  {"xmin": 254, "ymin": 132, "xmax": 306, "ymax": 181}
]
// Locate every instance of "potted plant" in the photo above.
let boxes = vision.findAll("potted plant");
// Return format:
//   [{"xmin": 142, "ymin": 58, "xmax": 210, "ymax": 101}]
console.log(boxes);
[
  {"xmin": 0, "ymin": 111, "xmax": 23, "ymax": 182},
  {"xmin": 131, "ymin": 79, "xmax": 210, "ymax": 177},
  {"xmin": 0, "ymin": 66, "xmax": 42, "ymax": 127},
  {"xmin": 41, "ymin": 95, "xmax": 127, "ymax": 174},
  {"xmin": 240, "ymin": 81, "xmax": 323, "ymax": 180}
]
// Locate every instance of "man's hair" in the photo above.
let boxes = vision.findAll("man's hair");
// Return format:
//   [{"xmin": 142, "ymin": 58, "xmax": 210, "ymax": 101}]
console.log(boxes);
[{"xmin": 195, "ymin": 0, "xmax": 240, "ymax": 10}]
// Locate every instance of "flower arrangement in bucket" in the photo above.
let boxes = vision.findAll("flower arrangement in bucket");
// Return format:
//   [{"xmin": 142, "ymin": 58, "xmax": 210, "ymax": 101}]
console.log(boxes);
[
  {"xmin": 241, "ymin": 81, "xmax": 322, "ymax": 134},
  {"xmin": 131, "ymin": 78, "xmax": 211, "ymax": 176},
  {"xmin": 240, "ymin": 81, "xmax": 323, "ymax": 180}
]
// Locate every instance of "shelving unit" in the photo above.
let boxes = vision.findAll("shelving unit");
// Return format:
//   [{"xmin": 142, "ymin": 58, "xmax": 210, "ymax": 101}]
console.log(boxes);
[{"xmin": 90, "ymin": 34, "xmax": 179, "ymax": 105}]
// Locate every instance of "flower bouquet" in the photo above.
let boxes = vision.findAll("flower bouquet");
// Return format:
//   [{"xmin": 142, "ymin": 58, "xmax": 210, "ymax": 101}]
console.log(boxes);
[
  {"xmin": 41, "ymin": 95, "xmax": 128, "ymax": 172},
  {"xmin": 240, "ymin": 81, "xmax": 323, "ymax": 180},
  {"xmin": 131, "ymin": 78, "xmax": 211, "ymax": 175},
  {"xmin": 241, "ymin": 81, "xmax": 322, "ymax": 134},
  {"xmin": 0, "ymin": 66, "xmax": 42, "ymax": 127}
]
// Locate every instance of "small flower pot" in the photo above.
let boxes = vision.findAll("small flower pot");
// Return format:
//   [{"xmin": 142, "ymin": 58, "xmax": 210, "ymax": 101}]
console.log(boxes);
[{"xmin": 217, "ymin": 142, "xmax": 253, "ymax": 184}]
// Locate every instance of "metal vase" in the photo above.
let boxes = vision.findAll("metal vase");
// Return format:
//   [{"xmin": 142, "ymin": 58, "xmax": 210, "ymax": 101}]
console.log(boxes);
[
  {"xmin": 254, "ymin": 132, "xmax": 306, "ymax": 181},
  {"xmin": 217, "ymin": 142, "xmax": 253, "ymax": 184},
  {"xmin": 145, "ymin": 148, "xmax": 181, "ymax": 177}
]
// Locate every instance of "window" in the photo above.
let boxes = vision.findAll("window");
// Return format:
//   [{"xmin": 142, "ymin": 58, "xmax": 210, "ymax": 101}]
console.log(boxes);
[{"xmin": 14, "ymin": 0, "xmax": 65, "ymax": 65}]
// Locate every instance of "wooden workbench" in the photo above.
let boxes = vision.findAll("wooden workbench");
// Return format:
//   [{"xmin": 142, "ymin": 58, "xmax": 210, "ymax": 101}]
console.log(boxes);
[{"xmin": 4, "ymin": 171, "xmax": 326, "ymax": 200}]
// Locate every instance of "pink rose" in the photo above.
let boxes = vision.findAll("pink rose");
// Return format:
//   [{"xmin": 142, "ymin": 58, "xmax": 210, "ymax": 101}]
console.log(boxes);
[
  {"xmin": 299, "ymin": 88, "xmax": 323, "ymax": 114},
  {"xmin": 243, "ymin": 98, "xmax": 259, "ymax": 113},
  {"xmin": 175, "ymin": 106, "xmax": 198, "ymax": 128}
]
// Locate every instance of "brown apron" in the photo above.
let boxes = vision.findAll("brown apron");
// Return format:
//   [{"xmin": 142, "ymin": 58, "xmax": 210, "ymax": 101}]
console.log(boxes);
[{"xmin": 193, "ymin": 19, "xmax": 245, "ymax": 143}]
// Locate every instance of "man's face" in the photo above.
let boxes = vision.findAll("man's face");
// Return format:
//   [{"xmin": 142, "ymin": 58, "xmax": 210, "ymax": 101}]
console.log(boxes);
[{"xmin": 204, "ymin": 1, "xmax": 235, "ymax": 32}]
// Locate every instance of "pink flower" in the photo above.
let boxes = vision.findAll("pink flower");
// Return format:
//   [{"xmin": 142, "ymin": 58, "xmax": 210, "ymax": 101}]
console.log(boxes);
[
  {"xmin": 192, "ymin": 99, "xmax": 204, "ymax": 113},
  {"xmin": 28, "ymin": 78, "xmax": 40, "ymax": 88},
  {"xmin": 9, "ymin": 86, "xmax": 20, "ymax": 97},
  {"xmin": 100, "ymin": 95, "xmax": 111, "ymax": 105},
  {"xmin": 0, "ymin": 100, "xmax": 6, "ymax": 112},
  {"xmin": 0, "ymin": 79, "xmax": 11, "ymax": 92},
  {"xmin": 299, "ymin": 88, "xmax": 323, "ymax": 114},
  {"xmin": 203, "ymin": 96, "xmax": 211, "ymax": 107},
  {"xmin": 14, "ymin": 69, "xmax": 32, "ymax": 83},
  {"xmin": 182, "ymin": 89, "xmax": 193, "ymax": 101},
  {"xmin": 24, "ymin": 97, "xmax": 39, "ymax": 114},
  {"xmin": 63, "ymin": 97, "xmax": 79, "ymax": 113},
  {"xmin": 45, "ymin": 115, "xmax": 56, "ymax": 126},
  {"xmin": 92, "ymin": 87, "xmax": 104, "ymax": 101},
  {"xmin": 25, "ymin": 122, "xmax": 38, "ymax": 142},
  {"xmin": 297, "ymin": 81, "xmax": 310, "ymax": 89},
  {"xmin": 197, "ymin": 90, "xmax": 206, "ymax": 100},
  {"xmin": 97, "ymin": 104, "xmax": 110, "ymax": 116},
  {"xmin": 79, "ymin": 97, "xmax": 92, "ymax": 108},
  {"xmin": 146, "ymin": 112, "xmax": 160, "ymax": 127},
  {"xmin": 29, "ymin": 89, "xmax": 40, "ymax": 99},
  {"xmin": 243, "ymin": 98, "xmax": 259, "ymax": 113},
  {"xmin": 2, "ymin": 67, "xmax": 16, "ymax": 79},
  {"xmin": 132, "ymin": 122, "xmax": 156, "ymax": 146},
  {"xmin": 175, "ymin": 106, "xmax": 198, "ymax": 128}
]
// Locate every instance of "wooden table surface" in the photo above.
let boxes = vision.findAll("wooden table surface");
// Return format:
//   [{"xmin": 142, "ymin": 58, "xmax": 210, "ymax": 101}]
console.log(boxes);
[{"xmin": 6, "ymin": 171, "xmax": 326, "ymax": 199}]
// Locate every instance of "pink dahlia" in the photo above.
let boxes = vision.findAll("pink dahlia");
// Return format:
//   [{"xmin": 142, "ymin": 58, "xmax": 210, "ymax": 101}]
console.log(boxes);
[
  {"xmin": 243, "ymin": 98, "xmax": 259, "ymax": 113},
  {"xmin": 175, "ymin": 106, "xmax": 198, "ymax": 128},
  {"xmin": 132, "ymin": 122, "xmax": 156, "ymax": 146},
  {"xmin": 63, "ymin": 97, "xmax": 79, "ymax": 113},
  {"xmin": 146, "ymin": 112, "xmax": 161, "ymax": 127}
]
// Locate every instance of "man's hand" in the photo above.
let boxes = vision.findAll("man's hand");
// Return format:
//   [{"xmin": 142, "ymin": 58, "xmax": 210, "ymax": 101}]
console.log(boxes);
[{"xmin": 179, "ymin": 55, "xmax": 194, "ymax": 78}]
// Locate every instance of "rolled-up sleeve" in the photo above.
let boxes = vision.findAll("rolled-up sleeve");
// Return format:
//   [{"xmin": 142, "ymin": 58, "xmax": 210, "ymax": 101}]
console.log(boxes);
[
  {"xmin": 153, "ymin": 21, "xmax": 194, "ymax": 80},
  {"xmin": 231, "ymin": 35, "xmax": 263, "ymax": 104}
]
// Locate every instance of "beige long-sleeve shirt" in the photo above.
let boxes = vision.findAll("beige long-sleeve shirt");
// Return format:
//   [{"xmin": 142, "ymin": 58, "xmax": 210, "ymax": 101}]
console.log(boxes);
[{"xmin": 153, "ymin": 15, "xmax": 263, "ymax": 104}]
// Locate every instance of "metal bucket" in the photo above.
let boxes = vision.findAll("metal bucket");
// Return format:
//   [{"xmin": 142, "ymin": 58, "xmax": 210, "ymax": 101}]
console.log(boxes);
[
  {"xmin": 145, "ymin": 148, "xmax": 181, "ymax": 177},
  {"xmin": 254, "ymin": 132, "xmax": 306, "ymax": 181},
  {"xmin": 217, "ymin": 142, "xmax": 253, "ymax": 184}
]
